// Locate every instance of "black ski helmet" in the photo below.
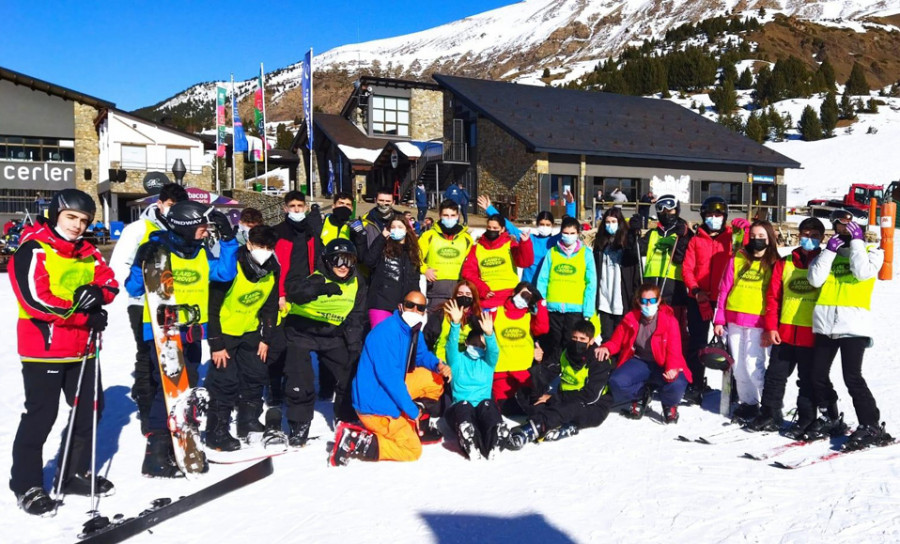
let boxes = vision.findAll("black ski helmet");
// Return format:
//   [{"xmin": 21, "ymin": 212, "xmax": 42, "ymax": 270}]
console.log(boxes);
[
  {"xmin": 323, "ymin": 239, "xmax": 357, "ymax": 275},
  {"xmin": 698, "ymin": 336, "xmax": 734, "ymax": 371},
  {"xmin": 166, "ymin": 200, "xmax": 210, "ymax": 239},
  {"xmin": 49, "ymin": 189, "xmax": 96, "ymax": 225},
  {"xmin": 700, "ymin": 196, "xmax": 728, "ymax": 219}
]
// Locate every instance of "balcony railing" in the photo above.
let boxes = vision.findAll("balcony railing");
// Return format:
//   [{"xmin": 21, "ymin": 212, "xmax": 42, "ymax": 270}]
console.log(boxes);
[
  {"xmin": 444, "ymin": 143, "xmax": 469, "ymax": 164},
  {"xmin": 119, "ymin": 161, "xmax": 204, "ymax": 174}
]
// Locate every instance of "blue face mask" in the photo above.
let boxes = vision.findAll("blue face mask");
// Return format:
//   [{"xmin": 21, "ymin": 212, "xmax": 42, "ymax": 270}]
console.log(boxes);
[
  {"xmin": 705, "ymin": 216, "xmax": 724, "ymax": 231},
  {"xmin": 605, "ymin": 223, "xmax": 618, "ymax": 235},
  {"xmin": 640, "ymin": 303, "xmax": 659, "ymax": 318},
  {"xmin": 441, "ymin": 217, "xmax": 458, "ymax": 229},
  {"xmin": 561, "ymin": 233, "xmax": 578, "ymax": 246},
  {"xmin": 389, "ymin": 228, "xmax": 407, "ymax": 241},
  {"xmin": 466, "ymin": 345, "xmax": 485, "ymax": 359},
  {"xmin": 799, "ymin": 236, "xmax": 821, "ymax": 251}
]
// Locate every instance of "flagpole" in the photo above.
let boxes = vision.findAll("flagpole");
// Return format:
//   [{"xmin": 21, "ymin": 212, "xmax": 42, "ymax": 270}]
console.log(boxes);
[
  {"xmin": 260, "ymin": 62, "xmax": 268, "ymax": 190},
  {"xmin": 231, "ymin": 74, "xmax": 236, "ymax": 191},
  {"xmin": 214, "ymin": 86, "xmax": 219, "ymax": 194},
  {"xmin": 309, "ymin": 48, "xmax": 315, "ymax": 202}
]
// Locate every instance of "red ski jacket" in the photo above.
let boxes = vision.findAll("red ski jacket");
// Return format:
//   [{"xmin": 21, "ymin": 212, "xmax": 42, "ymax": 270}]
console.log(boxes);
[
  {"xmin": 602, "ymin": 306, "xmax": 692, "ymax": 383},
  {"xmin": 682, "ymin": 225, "xmax": 744, "ymax": 301},
  {"xmin": 763, "ymin": 248, "xmax": 819, "ymax": 348}
]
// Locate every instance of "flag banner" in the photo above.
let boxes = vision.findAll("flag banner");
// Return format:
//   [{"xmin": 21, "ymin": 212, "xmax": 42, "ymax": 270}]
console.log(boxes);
[
  {"xmin": 327, "ymin": 159, "xmax": 334, "ymax": 195},
  {"xmin": 302, "ymin": 50, "xmax": 313, "ymax": 150},
  {"xmin": 216, "ymin": 86, "xmax": 227, "ymax": 158},
  {"xmin": 249, "ymin": 137, "xmax": 264, "ymax": 162},
  {"xmin": 254, "ymin": 70, "xmax": 267, "ymax": 158},
  {"xmin": 233, "ymin": 94, "xmax": 249, "ymax": 152}
]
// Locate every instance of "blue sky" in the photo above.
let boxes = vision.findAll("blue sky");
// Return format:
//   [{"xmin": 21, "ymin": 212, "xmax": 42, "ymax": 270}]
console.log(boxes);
[{"xmin": 1, "ymin": 0, "xmax": 516, "ymax": 110}]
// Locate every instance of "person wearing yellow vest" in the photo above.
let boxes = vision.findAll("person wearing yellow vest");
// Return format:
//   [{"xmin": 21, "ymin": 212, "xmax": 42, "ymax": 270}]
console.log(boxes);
[
  {"xmin": 745, "ymin": 218, "xmax": 826, "ymax": 435},
  {"xmin": 506, "ymin": 320, "xmax": 613, "ymax": 450},
  {"xmin": 461, "ymin": 213, "xmax": 533, "ymax": 310},
  {"xmin": 434, "ymin": 280, "xmax": 483, "ymax": 362},
  {"xmin": 806, "ymin": 210, "xmax": 891, "ymax": 451},
  {"xmin": 639, "ymin": 195, "xmax": 693, "ymax": 306},
  {"xmin": 10, "ymin": 189, "xmax": 119, "ymax": 516},
  {"xmin": 108, "ymin": 183, "xmax": 188, "ymax": 435},
  {"xmin": 204, "ymin": 226, "xmax": 280, "ymax": 452},
  {"xmin": 282, "ymin": 239, "xmax": 368, "ymax": 447},
  {"xmin": 419, "ymin": 200, "xmax": 474, "ymax": 347},
  {"xmin": 713, "ymin": 221, "xmax": 779, "ymax": 423},
  {"xmin": 536, "ymin": 216, "xmax": 597, "ymax": 375},
  {"xmin": 125, "ymin": 199, "xmax": 239, "ymax": 478}
]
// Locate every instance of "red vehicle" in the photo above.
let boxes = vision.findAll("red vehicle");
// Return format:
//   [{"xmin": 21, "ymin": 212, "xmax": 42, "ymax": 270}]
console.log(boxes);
[{"xmin": 808, "ymin": 183, "xmax": 885, "ymax": 220}]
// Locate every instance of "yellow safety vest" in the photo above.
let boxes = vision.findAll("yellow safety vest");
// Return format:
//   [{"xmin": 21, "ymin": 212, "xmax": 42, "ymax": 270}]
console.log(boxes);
[
  {"xmin": 435, "ymin": 317, "xmax": 472, "ymax": 360},
  {"xmin": 475, "ymin": 242, "xmax": 519, "ymax": 292},
  {"xmin": 493, "ymin": 306, "xmax": 534, "ymax": 373},
  {"xmin": 545, "ymin": 246, "xmax": 587, "ymax": 305},
  {"xmin": 644, "ymin": 230, "xmax": 683, "ymax": 281},
  {"xmin": 18, "ymin": 241, "xmax": 95, "ymax": 319},
  {"xmin": 290, "ymin": 272, "xmax": 358, "ymax": 326},
  {"xmin": 219, "ymin": 265, "xmax": 275, "ymax": 336},
  {"xmin": 559, "ymin": 352, "xmax": 589, "ymax": 392},
  {"xmin": 320, "ymin": 216, "xmax": 351, "ymax": 247},
  {"xmin": 143, "ymin": 251, "xmax": 210, "ymax": 325},
  {"xmin": 421, "ymin": 229, "xmax": 471, "ymax": 280},
  {"xmin": 725, "ymin": 252, "xmax": 771, "ymax": 316},
  {"xmin": 817, "ymin": 247, "xmax": 876, "ymax": 310},
  {"xmin": 779, "ymin": 259, "xmax": 819, "ymax": 327}
]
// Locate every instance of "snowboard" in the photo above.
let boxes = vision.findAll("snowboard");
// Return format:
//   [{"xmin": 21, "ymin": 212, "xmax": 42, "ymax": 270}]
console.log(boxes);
[{"xmin": 142, "ymin": 244, "xmax": 207, "ymax": 478}]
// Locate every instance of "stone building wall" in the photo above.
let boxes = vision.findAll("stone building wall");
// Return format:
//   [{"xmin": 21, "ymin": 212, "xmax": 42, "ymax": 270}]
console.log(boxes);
[
  {"xmin": 411, "ymin": 89, "xmax": 444, "ymax": 141},
  {"xmin": 476, "ymin": 118, "xmax": 544, "ymax": 219},
  {"xmin": 74, "ymin": 103, "xmax": 101, "ymax": 218},
  {"xmin": 231, "ymin": 188, "xmax": 284, "ymax": 225}
]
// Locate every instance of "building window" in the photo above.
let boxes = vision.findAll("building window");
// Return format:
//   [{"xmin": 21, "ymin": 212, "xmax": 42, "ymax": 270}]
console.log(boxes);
[
  {"xmin": 371, "ymin": 96, "xmax": 410, "ymax": 137},
  {"xmin": 165, "ymin": 147, "xmax": 191, "ymax": 171},
  {"xmin": 596, "ymin": 177, "xmax": 638, "ymax": 203},
  {"xmin": 701, "ymin": 181, "xmax": 742, "ymax": 205},
  {"xmin": 0, "ymin": 136, "xmax": 74, "ymax": 162},
  {"xmin": 121, "ymin": 145, "xmax": 147, "ymax": 170},
  {"xmin": 0, "ymin": 188, "xmax": 45, "ymax": 214}
]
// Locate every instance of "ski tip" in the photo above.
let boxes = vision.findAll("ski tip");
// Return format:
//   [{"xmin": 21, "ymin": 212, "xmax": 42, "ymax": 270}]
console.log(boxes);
[
  {"xmin": 771, "ymin": 461, "xmax": 794, "ymax": 469},
  {"xmin": 742, "ymin": 453, "xmax": 760, "ymax": 460},
  {"xmin": 695, "ymin": 437, "xmax": 712, "ymax": 445},
  {"xmin": 676, "ymin": 435, "xmax": 691, "ymax": 442}
]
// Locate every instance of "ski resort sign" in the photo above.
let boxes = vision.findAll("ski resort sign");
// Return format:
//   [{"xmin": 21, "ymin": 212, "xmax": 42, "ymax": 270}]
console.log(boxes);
[{"xmin": 2, "ymin": 160, "xmax": 75, "ymax": 189}]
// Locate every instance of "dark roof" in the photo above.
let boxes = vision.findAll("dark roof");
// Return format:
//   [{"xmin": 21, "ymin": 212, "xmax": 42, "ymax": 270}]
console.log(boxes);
[
  {"xmin": 433, "ymin": 74, "xmax": 801, "ymax": 170},
  {"xmin": 267, "ymin": 148, "xmax": 299, "ymax": 162},
  {"xmin": 292, "ymin": 114, "xmax": 384, "ymax": 166},
  {"xmin": 0, "ymin": 65, "xmax": 115, "ymax": 110}
]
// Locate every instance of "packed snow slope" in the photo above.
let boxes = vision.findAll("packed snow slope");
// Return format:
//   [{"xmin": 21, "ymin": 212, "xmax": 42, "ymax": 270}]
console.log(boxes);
[{"xmin": 2, "ymin": 257, "xmax": 900, "ymax": 541}]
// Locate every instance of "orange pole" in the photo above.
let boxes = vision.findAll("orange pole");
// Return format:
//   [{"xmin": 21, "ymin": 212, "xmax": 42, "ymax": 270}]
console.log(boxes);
[
  {"xmin": 869, "ymin": 198, "xmax": 878, "ymax": 226},
  {"xmin": 879, "ymin": 201, "xmax": 895, "ymax": 281}
]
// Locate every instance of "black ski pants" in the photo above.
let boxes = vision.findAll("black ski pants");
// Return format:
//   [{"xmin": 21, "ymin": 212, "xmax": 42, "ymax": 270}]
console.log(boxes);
[
  {"xmin": 128, "ymin": 304, "xmax": 155, "ymax": 431},
  {"xmin": 205, "ymin": 332, "xmax": 268, "ymax": 410},
  {"xmin": 811, "ymin": 334, "xmax": 880, "ymax": 426},
  {"xmin": 760, "ymin": 343, "xmax": 816, "ymax": 413},
  {"xmin": 284, "ymin": 329, "xmax": 355, "ymax": 424},
  {"xmin": 445, "ymin": 399, "xmax": 502, "ymax": 451},
  {"xmin": 685, "ymin": 298, "xmax": 710, "ymax": 385},
  {"xmin": 540, "ymin": 312, "xmax": 584, "ymax": 366},
  {"xmin": 528, "ymin": 394, "xmax": 612, "ymax": 432},
  {"xmin": 10, "ymin": 360, "xmax": 103, "ymax": 495},
  {"xmin": 598, "ymin": 311, "xmax": 624, "ymax": 343},
  {"xmin": 146, "ymin": 335, "xmax": 201, "ymax": 432},
  {"xmin": 265, "ymin": 324, "xmax": 287, "ymax": 403}
]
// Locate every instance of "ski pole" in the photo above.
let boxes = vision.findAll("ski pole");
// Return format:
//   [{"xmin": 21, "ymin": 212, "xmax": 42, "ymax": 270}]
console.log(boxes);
[
  {"xmin": 53, "ymin": 329, "xmax": 96, "ymax": 509},
  {"xmin": 89, "ymin": 333, "xmax": 101, "ymax": 516}
]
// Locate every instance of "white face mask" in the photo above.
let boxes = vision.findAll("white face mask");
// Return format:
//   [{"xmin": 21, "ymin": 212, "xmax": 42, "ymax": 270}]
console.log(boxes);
[
  {"xmin": 512, "ymin": 294, "xmax": 529, "ymax": 310},
  {"xmin": 389, "ymin": 228, "xmax": 407, "ymax": 241},
  {"xmin": 537, "ymin": 225, "xmax": 552, "ymax": 237},
  {"xmin": 236, "ymin": 224, "xmax": 251, "ymax": 244},
  {"xmin": 288, "ymin": 211, "xmax": 306, "ymax": 222},
  {"xmin": 466, "ymin": 345, "xmax": 485, "ymax": 359},
  {"xmin": 401, "ymin": 311, "xmax": 425, "ymax": 328},
  {"xmin": 250, "ymin": 248, "xmax": 273, "ymax": 266}
]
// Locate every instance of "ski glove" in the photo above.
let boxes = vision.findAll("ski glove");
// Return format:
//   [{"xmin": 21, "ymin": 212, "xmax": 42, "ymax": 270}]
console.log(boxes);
[
  {"xmin": 845, "ymin": 220, "xmax": 864, "ymax": 241},
  {"xmin": 826, "ymin": 236, "xmax": 845, "ymax": 253},
  {"xmin": 319, "ymin": 283, "xmax": 342, "ymax": 297},
  {"xmin": 72, "ymin": 284, "xmax": 105, "ymax": 313},
  {"xmin": 85, "ymin": 309, "xmax": 109, "ymax": 332},
  {"xmin": 209, "ymin": 211, "xmax": 235, "ymax": 242}
]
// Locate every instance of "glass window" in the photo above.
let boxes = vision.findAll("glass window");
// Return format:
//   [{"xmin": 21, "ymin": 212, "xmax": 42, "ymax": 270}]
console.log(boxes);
[
  {"xmin": 372, "ymin": 109, "xmax": 384, "ymax": 122},
  {"xmin": 372, "ymin": 96, "xmax": 384, "ymax": 109},
  {"xmin": 370, "ymin": 94, "xmax": 410, "ymax": 136},
  {"xmin": 121, "ymin": 145, "xmax": 147, "ymax": 170},
  {"xmin": 60, "ymin": 148, "xmax": 75, "ymax": 162},
  {"xmin": 600, "ymin": 177, "xmax": 638, "ymax": 202},
  {"xmin": 397, "ymin": 125, "xmax": 409, "ymax": 137},
  {"xmin": 701, "ymin": 181, "xmax": 742, "ymax": 205}
]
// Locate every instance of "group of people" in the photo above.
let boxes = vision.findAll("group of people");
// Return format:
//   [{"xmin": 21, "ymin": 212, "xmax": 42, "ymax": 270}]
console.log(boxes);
[{"xmin": 8, "ymin": 183, "xmax": 890, "ymax": 515}]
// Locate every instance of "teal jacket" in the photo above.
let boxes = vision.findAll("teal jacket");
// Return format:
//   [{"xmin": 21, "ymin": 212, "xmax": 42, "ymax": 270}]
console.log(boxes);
[{"xmin": 445, "ymin": 322, "xmax": 499, "ymax": 404}]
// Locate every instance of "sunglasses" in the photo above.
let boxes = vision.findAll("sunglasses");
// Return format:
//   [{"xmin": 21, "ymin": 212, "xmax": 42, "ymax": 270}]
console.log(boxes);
[
  {"xmin": 402, "ymin": 300, "xmax": 427, "ymax": 312},
  {"xmin": 655, "ymin": 197, "xmax": 678, "ymax": 212},
  {"xmin": 640, "ymin": 297, "xmax": 658, "ymax": 305}
]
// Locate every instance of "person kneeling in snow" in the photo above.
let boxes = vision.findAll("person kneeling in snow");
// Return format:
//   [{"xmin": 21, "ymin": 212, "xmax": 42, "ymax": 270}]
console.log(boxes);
[
  {"xmin": 506, "ymin": 320, "xmax": 613, "ymax": 450},
  {"xmin": 331, "ymin": 291, "xmax": 452, "ymax": 466}
]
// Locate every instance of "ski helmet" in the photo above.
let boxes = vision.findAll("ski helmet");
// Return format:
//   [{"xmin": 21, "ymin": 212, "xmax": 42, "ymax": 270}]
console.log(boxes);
[
  {"xmin": 829, "ymin": 208, "xmax": 854, "ymax": 227},
  {"xmin": 49, "ymin": 189, "xmax": 96, "ymax": 225},
  {"xmin": 323, "ymin": 239, "xmax": 357, "ymax": 275},
  {"xmin": 700, "ymin": 196, "xmax": 728, "ymax": 219},
  {"xmin": 698, "ymin": 336, "xmax": 734, "ymax": 371},
  {"xmin": 166, "ymin": 200, "xmax": 210, "ymax": 239}
]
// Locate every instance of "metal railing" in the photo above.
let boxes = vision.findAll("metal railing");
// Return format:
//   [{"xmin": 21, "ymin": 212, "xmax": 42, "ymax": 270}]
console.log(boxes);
[{"xmin": 444, "ymin": 143, "xmax": 469, "ymax": 164}]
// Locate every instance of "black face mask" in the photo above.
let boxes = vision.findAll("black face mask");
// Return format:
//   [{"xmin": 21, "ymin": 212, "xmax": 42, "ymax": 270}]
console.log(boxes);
[
  {"xmin": 566, "ymin": 340, "xmax": 589, "ymax": 360},
  {"xmin": 456, "ymin": 295, "xmax": 474, "ymax": 308},
  {"xmin": 331, "ymin": 207, "xmax": 352, "ymax": 225},
  {"xmin": 483, "ymin": 230, "xmax": 500, "ymax": 241},
  {"xmin": 658, "ymin": 213, "xmax": 677, "ymax": 229},
  {"xmin": 748, "ymin": 238, "xmax": 768, "ymax": 252}
]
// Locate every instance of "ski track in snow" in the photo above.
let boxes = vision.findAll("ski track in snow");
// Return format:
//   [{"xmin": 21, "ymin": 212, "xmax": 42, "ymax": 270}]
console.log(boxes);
[{"xmin": 4, "ymin": 200, "xmax": 900, "ymax": 540}]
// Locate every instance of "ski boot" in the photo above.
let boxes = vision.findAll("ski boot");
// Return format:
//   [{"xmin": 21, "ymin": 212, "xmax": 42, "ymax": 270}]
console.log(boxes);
[
  {"xmin": 843, "ymin": 423, "xmax": 893, "ymax": 451},
  {"xmin": 681, "ymin": 377, "xmax": 708, "ymax": 406},
  {"xmin": 621, "ymin": 387, "xmax": 652, "ymax": 420},
  {"xmin": 288, "ymin": 420, "xmax": 311, "ymax": 448},
  {"xmin": 664, "ymin": 405, "xmax": 680, "ymax": 425},
  {"xmin": 803, "ymin": 403, "xmax": 847, "ymax": 441},
  {"xmin": 16, "ymin": 487, "xmax": 58, "ymax": 518},
  {"xmin": 205, "ymin": 408, "xmax": 241, "ymax": 452},
  {"xmin": 236, "ymin": 400, "xmax": 265, "ymax": 439},
  {"xmin": 141, "ymin": 432, "xmax": 184, "ymax": 478},
  {"xmin": 505, "ymin": 420, "xmax": 539, "ymax": 451},
  {"xmin": 744, "ymin": 406, "xmax": 784, "ymax": 433},
  {"xmin": 261, "ymin": 407, "xmax": 288, "ymax": 449},
  {"xmin": 731, "ymin": 403, "xmax": 759, "ymax": 424},
  {"xmin": 414, "ymin": 401, "xmax": 443, "ymax": 444},
  {"xmin": 456, "ymin": 421, "xmax": 481, "ymax": 460},
  {"xmin": 542, "ymin": 423, "xmax": 580, "ymax": 441},
  {"xmin": 329, "ymin": 422, "xmax": 378, "ymax": 466},
  {"xmin": 782, "ymin": 397, "xmax": 816, "ymax": 440},
  {"xmin": 483, "ymin": 423, "xmax": 509, "ymax": 460},
  {"xmin": 60, "ymin": 472, "xmax": 116, "ymax": 497}
]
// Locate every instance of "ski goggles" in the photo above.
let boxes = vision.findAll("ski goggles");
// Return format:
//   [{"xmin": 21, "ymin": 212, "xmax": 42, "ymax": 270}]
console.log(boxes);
[
  {"xmin": 655, "ymin": 197, "xmax": 678, "ymax": 212},
  {"xmin": 326, "ymin": 253, "xmax": 357, "ymax": 268},
  {"xmin": 704, "ymin": 201, "xmax": 728, "ymax": 215},
  {"xmin": 639, "ymin": 297, "xmax": 659, "ymax": 305},
  {"xmin": 829, "ymin": 209, "xmax": 854, "ymax": 225}
]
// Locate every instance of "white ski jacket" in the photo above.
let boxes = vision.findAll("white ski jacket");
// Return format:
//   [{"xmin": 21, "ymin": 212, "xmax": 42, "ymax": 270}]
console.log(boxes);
[{"xmin": 108, "ymin": 203, "xmax": 168, "ymax": 306}]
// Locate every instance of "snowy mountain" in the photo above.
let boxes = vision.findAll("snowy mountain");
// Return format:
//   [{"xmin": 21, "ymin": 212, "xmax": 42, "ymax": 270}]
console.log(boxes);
[{"xmin": 137, "ymin": 0, "xmax": 900, "ymax": 124}]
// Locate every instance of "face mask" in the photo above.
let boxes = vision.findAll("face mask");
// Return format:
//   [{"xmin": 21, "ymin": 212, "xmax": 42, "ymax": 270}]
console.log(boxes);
[
  {"xmin": 561, "ymin": 233, "xmax": 578, "ymax": 246},
  {"xmin": 441, "ymin": 217, "xmax": 459, "ymax": 229},
  {"xmin": 483, "ymin": 230, "xmax": 500, "ymax": 241},
  {"xmin": 331, "ymin": 207, "xmax": 352, "ymax": 225},
  {"xmin": 658, "ymin": 213, "xmax": 677, "ymax": 229},
  {"xmin": 401, "ymin": 311, "xmax": 425, "ymax": 328},
  {"xmin": 466, "ymin": 345, "xmax": 485, "ymax": 359},
  {"xmin": 456, "ymin": 295, "xmax": 473, "ymax": 308},
  {"xmin": 250, "ymin": 248, "xmax": 273, "ymax": 266},
  {"xmin": 377, "ymin": 203, "xmax": 392, "ymax": 214},
  {"xmin": 604, "ymin": 223, "xmax": 618, "ymax": 235},
  {"xmin": 566, "ymin": 340, "xmax": 589, "ymax": 359},
  {"xmin": 389, "ymin": 228, "xmax": 407, "ymax": 241},
  {"xmin": 512, "ymin": 294, "xmax": 529, "ymax": 310},
  {"xmin": 54, "ymin": 227, "xmax": 76, "ymax": 241},
  {"xmin": 799, "ymin": 236, "xmax": 821, "ymax": 251},
  {"xmin": 537, "ymin": 225, "xmax": 552, "ymax": 237},
  {"xmin": 641, "ymin": 303, "xmax": 659, "ymax": 318},
  {"xmin": 748, "ymin": 238, "xmax": 768, "ymax": 252},
  {"xmin": 704, "ymin": 216, "xmax": 724, "ymax": 231},
  {"xmin": 236, "ymin": 224, "xmax": 251, "ymax": 245},
  {"xmin": 288, "ymin": 211, "xmax": 306, "ymax": 222}
]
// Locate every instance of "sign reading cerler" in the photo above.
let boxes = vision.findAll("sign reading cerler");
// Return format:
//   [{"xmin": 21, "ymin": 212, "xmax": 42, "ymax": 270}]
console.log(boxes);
[{"xmin": 2, "ymin": 161, "xmax": 75, "ymax": 184}]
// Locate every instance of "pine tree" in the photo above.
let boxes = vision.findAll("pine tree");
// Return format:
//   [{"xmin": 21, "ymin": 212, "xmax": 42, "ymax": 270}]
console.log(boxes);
[
  {"xmin": 542, "ymin": 67, "xmax": 551, "ymax": 79},
  {"xmin": 737, "ymin": 68, "xmax": 754, "ymax": 90},
  {"xmin": 718, "ymin": 114, "xmax": 744, "ymax": 134},
  {"xmin": 744, "ymin": 112, "xmax": 766, "ymax": 142},
  {"xmin": 840, "ymin": 92, "xmax": 856, "ymax": 119},
  {"xmin": 766, "ymin": 107, "xmax": 787, "ymax": 141},
  {"xmin": 844, "ymin": 62, "xmax": 870, "ymax": 96},
  {"xmin": 721, "ymin": 64, "xmax": 738, "ymax": 85},
  {"xmin": 820, "ymin": 92, "xmax": 839, "ymax": 136},
  {"xmin": 798, "ymin": 105, "xmax": 823, "ymax": 141},
  {"xmin": 710, "ymin": 79, "xmax": 738, "ymax": 114},
  {"xmin": 275, "ymin": 124, "xmax": 294, "ymax": 150},
  {"xmin": 817, "ymin": 59, "xmax": 836, "ymax": 91},
  {"xmin": 867, "ymin": 98, "xmax": 879, "ymax": 113}
]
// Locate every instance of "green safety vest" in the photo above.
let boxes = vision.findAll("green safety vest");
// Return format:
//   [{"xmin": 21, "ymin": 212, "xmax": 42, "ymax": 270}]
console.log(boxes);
[
  {"xmin": 644, "ymin": 230, "xmax": 683, "ymax": 281},
  {"xmin": 817, "ymin": 247, "xmax": 876, "ymax": 310},
  {"xmin": 559, "ymin": 352, "xmax": 589, "ymax": 392},
  {"xmin": 725, "ymin": 252, "xmax": 771, "ymax": 316},
  {"xmin": 493, "ymin": 306, "xmax": 533, "ymax": 373},
  {"xmin": 320, "ymin": 216, "xmax": 351, "ymax": 247},
  {"xmin": 143, "ymin": 251, "xmax": 210, "ymax": 325},
  {"xmin": 18, "ymin": 241, "xmax": 95, "ymax": 319},
  {"xmin": 779, "ymin": 259, "xmax": 819, "ymax": 327},
  {"xmin": 475, "ymin": 241, "xmax": 520, "ymax": 292},
  {"xmin": 290, "ymin": 272, "xmax": 358, "ymax": 326},
  {"xmin": 545, "ymin": 246, "xmax": 588, "ymax": 305},
  {"xmin": 423, "ymin": 231, "xmax": 470, "ymax": 280},
  {"xmin": 219, "ymin": 265, "xmax": 275, "ymax": 336}
]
